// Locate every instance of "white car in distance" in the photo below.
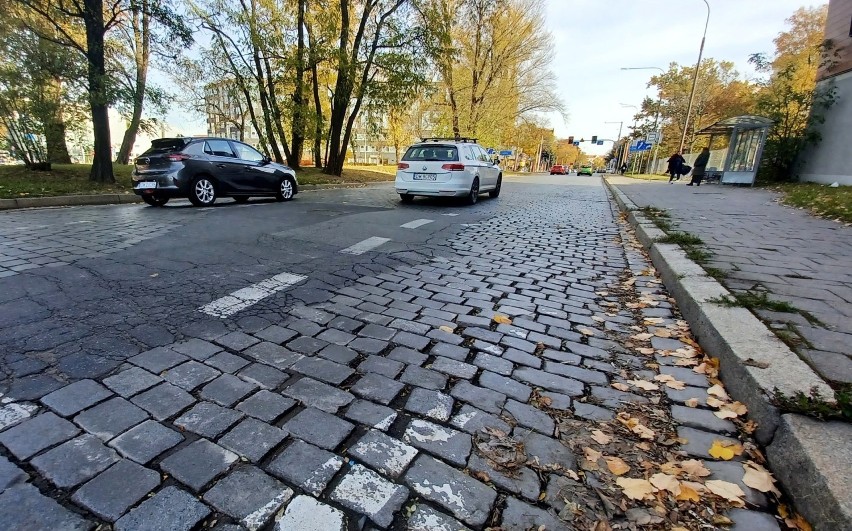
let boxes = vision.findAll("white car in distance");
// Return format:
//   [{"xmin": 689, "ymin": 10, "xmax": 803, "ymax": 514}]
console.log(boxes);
[{"xmin": 395, "ymin": 138, "xmax": 502, "ymax": 205}]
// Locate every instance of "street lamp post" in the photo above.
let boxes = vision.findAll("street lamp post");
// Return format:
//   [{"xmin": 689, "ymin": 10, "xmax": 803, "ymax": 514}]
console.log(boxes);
[
  {"xmin": 680, "ymin": 0, "xmax": 711, "ymax": 154},
  {"xmin": 620, "ymin": 103, "xmax": 639, "ymax": 172},
  {"xmin": 604, "ymin": 121, "xmax": 623, "ymax": 170}
]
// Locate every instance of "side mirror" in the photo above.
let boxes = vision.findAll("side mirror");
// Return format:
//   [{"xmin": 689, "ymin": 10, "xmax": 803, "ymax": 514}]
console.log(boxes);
[{"xmin": 261, "ymin": 155, "xmax": 271, "ymax": 164}]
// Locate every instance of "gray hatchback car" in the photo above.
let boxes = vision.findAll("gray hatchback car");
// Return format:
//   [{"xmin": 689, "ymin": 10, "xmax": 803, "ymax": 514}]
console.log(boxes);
[{"xmin": 132, "ymin": 137, "xmax": 298, "ymax": 207}]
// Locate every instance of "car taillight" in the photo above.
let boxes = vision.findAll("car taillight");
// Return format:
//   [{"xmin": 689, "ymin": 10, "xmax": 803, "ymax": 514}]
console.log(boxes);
[
  {"xmin": 397, "ymin": 162, "xmax": 409, "ymax": 169},
  {"xmin": 441, "ymin": 163, "xmax": 465, "ymax": 171},
  {"xmin": 167, "ymin": 153, "xmax": 190, "ymax": 162}
]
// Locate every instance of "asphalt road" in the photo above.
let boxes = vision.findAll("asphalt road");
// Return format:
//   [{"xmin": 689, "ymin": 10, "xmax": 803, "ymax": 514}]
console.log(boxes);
[{"xmin": 0, "ymin": 174, "xmax": 594, "ymax": 398}]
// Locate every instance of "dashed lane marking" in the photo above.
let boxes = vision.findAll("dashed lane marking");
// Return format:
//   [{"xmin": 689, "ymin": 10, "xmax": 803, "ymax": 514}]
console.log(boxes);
[
  {"xmin": 340, "ymin": 237, "xmax": 391, "ymax": 255},
  {"xmin": 400, "ymin": 219, "xmax": 434, "ymax": 229},
  {"xmin": 198, "ymin": 272, "xmax": 308, "ymax": 318},
  {"xmin": 441, "ymin": 213, "xmax": 459, "ymax": 216}
]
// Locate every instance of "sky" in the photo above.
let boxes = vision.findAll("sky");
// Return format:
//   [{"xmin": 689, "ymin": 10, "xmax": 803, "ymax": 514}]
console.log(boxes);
[
  {"xmin": 160, "ymin": 0, "xmax": 823, "ymax": 155},
  {"xmin": 544, "ymin": 0, "xmax": 823, "ymax": 155}
]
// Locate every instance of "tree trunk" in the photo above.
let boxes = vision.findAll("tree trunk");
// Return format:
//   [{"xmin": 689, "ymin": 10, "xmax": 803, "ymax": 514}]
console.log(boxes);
[
  {"xmin": 43, "ymin": 76, "xmax": 72, "ymax": 164},
  {"xmin": 307, "ymin": 21, "xmax": 323, "ymax": 168},
  {"xmin": 84, "ymin": 0, "xmax": 114, "ymax": 182},
  {"xmin": 288, "ymin": 0, "xmax": 306, "ymax": 168},
  {"xmin": 116, "ymin": 0, "xmax": 150, "ymax": 165}
]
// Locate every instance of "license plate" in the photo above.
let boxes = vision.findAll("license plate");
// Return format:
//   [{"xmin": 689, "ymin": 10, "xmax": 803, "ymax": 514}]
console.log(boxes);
[
  {"xmin": 413, "ymin": 174, "xmax": 437, "ymax": 181},
  {"xmin": 135, "ymin": 181, "xmax": 157, "ymax": 189}
]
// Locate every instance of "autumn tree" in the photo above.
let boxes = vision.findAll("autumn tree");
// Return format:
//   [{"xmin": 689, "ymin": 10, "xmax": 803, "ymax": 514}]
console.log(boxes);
[{"xmin": 749, "ymin": 5, "xmax": 833, "ymax": 181}]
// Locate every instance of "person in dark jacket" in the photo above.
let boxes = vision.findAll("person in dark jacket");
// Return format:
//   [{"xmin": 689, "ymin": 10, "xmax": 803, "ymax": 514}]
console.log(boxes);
[
  {"xmin": 666, "ymin": 153, "xmax": 685, "ymax": 182},
  {"xmin": 620, "ymin": 163, "xmax": 627, "ymax": 174},
  {"xmin": 687, "ymin": 147, "xmax": 711, "ymax": 186}
]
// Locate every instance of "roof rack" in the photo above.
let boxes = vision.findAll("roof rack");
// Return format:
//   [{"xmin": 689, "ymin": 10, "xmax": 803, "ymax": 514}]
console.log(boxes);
[{"xmin": 420, "ymin": 137, "xmax": 478, "ymax": 144}]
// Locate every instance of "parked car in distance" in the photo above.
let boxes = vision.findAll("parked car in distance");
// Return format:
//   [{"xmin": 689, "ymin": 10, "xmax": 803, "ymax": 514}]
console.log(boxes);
[
  {"xmin": 132, "ymin": 137, "xmax": 298, "ymax": 207},
  {"xmin": 395, "ymin": 138, "xmax": 501, "ymax": 205},
  {"xmin": 578, "ymin": 164, "xmax": 594, "ymax": 176},
  {"xmin": 549, "ymin": 164, "xmax": 566, "ymax": 175}
]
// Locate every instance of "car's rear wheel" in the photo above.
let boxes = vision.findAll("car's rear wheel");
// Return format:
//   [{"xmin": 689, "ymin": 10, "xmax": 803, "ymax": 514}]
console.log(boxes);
[
  {"xmin": 142, "ymin": 195, "xmax": 169, "ymax": 207},
  {"xmin": 233, "ymin": 196, "xmax": 249, "ymax": 203},
  {"xmin": 489, "ymin": 175, "xmax": 502, "ymax": 198},
  {"xmin": 466, "ymin": 178, "xmax": 480, "ymax": 205},
  {"xmin": 400, "ymin": 194, "xmax": 414, "ymax": 203},
  {"xmin": 189, "ymin": 176, "xmax": 216, "ymax": 207},
  {"xmin": 276, "ymin": 176, "xmax": 295, "ymax": 201}
]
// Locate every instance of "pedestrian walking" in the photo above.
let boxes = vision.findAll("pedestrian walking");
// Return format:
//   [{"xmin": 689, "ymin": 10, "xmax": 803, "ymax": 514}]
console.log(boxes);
[
  {"xmin": 687, "ymin": 147, "xmax": 711, "ymax": 186},
  {"xmin": 666, "ymin": 153, "xmax": 685, "ymax": 183},
  {"xmin": 620, "ymin": 163, "xmax": 627, "ymax": 175}
]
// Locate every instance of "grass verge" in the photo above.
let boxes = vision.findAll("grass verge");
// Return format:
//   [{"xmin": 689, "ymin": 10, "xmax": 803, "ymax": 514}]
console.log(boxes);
[
  {"xmin": 0, "ymin": 163, "xmax": 396, "ymax": 199},
  {"xmin": 773, "ymin": 385, "xmax": 852, "ymax": 421},
  {"xmin": 765, "ymin": 182, "xmax": 852, "ymax": 224},
  {"xmin": 657, "ymin": 231, "xmax": 704, "ymax": 246},
  {"xmin": 639, "ymin": 206, "xmax": 673, "ymax": 231},
  {"xmin": 708, "ymin": 291, "xmax": 798, "ymax": 313},
  {"xmin": 622, "ymin": 173, "xmax": 671, "ymax": 182}
]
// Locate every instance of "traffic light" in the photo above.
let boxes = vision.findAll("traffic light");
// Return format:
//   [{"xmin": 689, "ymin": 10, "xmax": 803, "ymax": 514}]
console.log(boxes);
[
  {"xmin": 591, "ymin": 135, "xmax": 598, "ymax": 143},
  {"xmin": 567, "ymin": 136, "xmax": 574, "ymax": 145}
]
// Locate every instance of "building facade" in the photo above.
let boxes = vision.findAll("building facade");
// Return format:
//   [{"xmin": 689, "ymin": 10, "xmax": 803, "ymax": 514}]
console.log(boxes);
[
  {"xmin": 204, "ymin": 80, "xmax": 261, "ymax": 148},
  {"xmin": 798, "ymin": 0, "xmax": 852, "ymax": 184}
]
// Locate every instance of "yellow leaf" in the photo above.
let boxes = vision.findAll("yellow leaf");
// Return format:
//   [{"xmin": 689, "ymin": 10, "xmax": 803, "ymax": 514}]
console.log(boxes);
[
  {"xmin": 611, "ymin": 382, "xmax": 631, "ymax": 392},
  {"xmin": 723, "ymin": 401, "xmax": 748, "ymax": 416},
  {"xmin": 681, "ymin": 459, "xmax": 711, "ymax": 478},
  {"xmin": 742, "ymin": 462, "xmax": 780, "ymax": 496},
  {"xmin": 616, "ymin": 477, "xmax": 657, "ymax": 500},
  {"xmin": 649, "ymin": 472, "xmax": 681, "ymax": 495},
  {"xmin": 590, "ymin": 430, "xmax": 611, "ymax": 445},
  {"xmin": 438, "ymin": 325, "xmax": 454, "ymax": 333},
  {"xmin": 786, "ymin": 513, "xmax": 813, "ymax": 531},
  {"xmin": 492, "ymin": 315, "xmax": 512, "ymax": 325},
  {"xmin": 684, "ymin": 398, "xmax": 699, "ymax": 408},
  {"xmin": 604, "ymin": 456, "xmax": 631, "ymax": 476},
  {"xmin": 629, "ymin": 379, "xmax": 660, "ymax": 391},
  {"xmin": 709, "ymin": 440, "xmax": 739, "ymax": 460},
  {"xmin": 706, "ymin": 479, "xmax": 746, "ymax": 505},
  {"xmin": 707, "ymin": 384, "xmax": 729, "ymax": 400},
  {"xmin": 583, "ymin": 447, "xmax": 602, "ymax": 462}
]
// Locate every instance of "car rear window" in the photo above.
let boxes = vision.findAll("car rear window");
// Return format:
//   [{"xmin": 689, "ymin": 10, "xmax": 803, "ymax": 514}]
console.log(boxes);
[
  {"xmin": 141, "ymin": 138, "xmax": 190, "ymax": 156},
  {"xmin": 402, "ymin": 145, "xmax": 459, "ymax": 162}
]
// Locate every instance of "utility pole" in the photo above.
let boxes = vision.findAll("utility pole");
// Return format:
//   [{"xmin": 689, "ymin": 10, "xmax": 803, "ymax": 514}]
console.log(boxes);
[{"xmin": 680, "ymin": 0, "xmax": 711, "ymax": 154}]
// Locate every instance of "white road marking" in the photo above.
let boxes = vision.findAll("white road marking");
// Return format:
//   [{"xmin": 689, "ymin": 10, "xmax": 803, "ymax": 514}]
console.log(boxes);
[
  {"xmin": 198, "ymin": 272, "xmax": 307, "ymax": 318},
  {"xmin": 340, "ymin": 237, "xmax": 391, "ymax": 255},
  {"xmin": 441, "ymin": 213, "xmax": 459, "ymax": 216},
  {"xmin": 400, "ymin": 219, "xmax": 434, "ymax": 229}
]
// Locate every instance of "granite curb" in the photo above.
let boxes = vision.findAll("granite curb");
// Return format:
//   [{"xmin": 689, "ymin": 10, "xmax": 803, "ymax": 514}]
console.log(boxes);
[
  {"xmin": 604, "ymin": 176, "xmax": 850, "ymax": 531},
  {"xmin": 0, "ymin": 183, "xmax": 380, "ymax": 211}
]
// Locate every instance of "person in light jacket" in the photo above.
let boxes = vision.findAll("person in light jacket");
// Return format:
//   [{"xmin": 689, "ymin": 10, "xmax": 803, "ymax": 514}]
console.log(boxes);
[{"xmin": 687, "ymin": 147, "xmax": 711, "ymax": 186}]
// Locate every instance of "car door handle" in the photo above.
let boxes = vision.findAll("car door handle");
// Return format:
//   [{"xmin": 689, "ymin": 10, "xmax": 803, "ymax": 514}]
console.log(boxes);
[{"xmin": 216, "ymin": 163, "xmax": 227, "ymax": 168}]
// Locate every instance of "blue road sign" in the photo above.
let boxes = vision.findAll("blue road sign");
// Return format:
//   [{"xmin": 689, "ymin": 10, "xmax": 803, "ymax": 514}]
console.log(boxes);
[
  {"xmin": 597, "ymin": 141, "xmax": 604, "ymax": 145},
  {"xmin": 499, "ymin": 150, "xmax": 513, "ymax": 156},
  {"xmin": 629, "ymin": 140, "xmax": 652, "ymax": 152},
  {"xmin": 486, "ymin": 148, "xmax": 495, "ymax": 154},
  {"xmin": 573, "ymin": 142, "xmax": 580, "ymax": 146}
]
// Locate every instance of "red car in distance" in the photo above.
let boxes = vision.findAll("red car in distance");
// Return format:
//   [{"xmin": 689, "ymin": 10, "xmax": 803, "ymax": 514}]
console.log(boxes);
[{"xmin": 549, "ymin": 164, "xmax": 566, "ymax": 175}]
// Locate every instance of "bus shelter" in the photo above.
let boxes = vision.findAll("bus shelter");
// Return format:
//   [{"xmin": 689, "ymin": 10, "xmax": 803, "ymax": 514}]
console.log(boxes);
[{"xmin": 695, "ymin": 115, "xmax": 773, "ymax": 185}]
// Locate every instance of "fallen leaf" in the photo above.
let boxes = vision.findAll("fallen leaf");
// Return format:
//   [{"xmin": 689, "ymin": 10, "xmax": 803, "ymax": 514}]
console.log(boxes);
[
  {"xmin": 654, "ymin": 374, "xmax": 675, "ymax": 382},
  {"xmin": 709, "ymin": 440, "xmax": 743, "ymax": 461},
  {"xmin": 616, "ymin": 477, "xmax": 657, "ymax": 500},
  {"xmin": 592, "ymin": 316, "xmax": 605, "ymax": 323},
  {"xmin": 637, "ymin": 347, "xmax": 655, "ymax": 355},
  {"xmin": 629, "ymin": 379, "xmax": 660, "ymax": 391},
  {"xmin": 590, "ymin": 430, "xmax": 612, "ymax": 445},
  {"xmin": 706, "ymin": 479, "xmax": 745, "ymax": 505},
  {"xmin": 564, "ymin": 468, "xmax": 580, "ymax": 481},
  {"xmin": 743, "ymin": 358, "xmax": 770, "ymax": 369},
  {"xmin": 654, "ymin": 328, "xmax": 672, "ymax": 338},
  {"xmin": 632, "ymin": 333, "xmax": 653, "ymax": 341},
  {"xmin": 684, "ymin": 398, "xmax": 699, "ymax": 408},
  {"xmin": 611, "ymin": 382, "xmax": 630, "ymax": 392},
  {"xmin": 681, "ymin": 459, "xmax": 711, "ymax": 478},
  {"xmin": 706, "ymin": 396, "xmax": 727, "ymax": 408},
  {"xmin": 714, "ymin": 409, "xmax": 739, "ymax": 419},
  {"xmin": 636, "ymin": 442, "xmax": 652, "ymax": 451},
  {"xmin": 707, "ymin": 384, "xmax": 729, "ymax": 400},
  {"xmin": 632, "ymin": 423, "xmax": 656, "ymax": 440},
  {"xmin": 492, "ymin": 315, "xmax": 512, "ymax": 325},
  {"xmin": 665, "ymin": 380, "xmax": 686, "ymax": 390},
  {"xmin": 583, "ymin": 447, "xmax": 603, "ymax": 463},
  {"xmin": 649, "ymin": 472, "xmax": 681, "ymax": 495},
  {"xmin": 578, "ymin": 327, "xmax": 596, "ymax": 336},
  {"xmin": 659, "ymin": 462, "xmax": 682, "ymax": 475},
  {"xmin": 742, "ymin": 462, "xmax": 780, "ymax": 496},
  {"xmin": 592, "ymin": 519, "xmax": 613, "ymax": 531},
  {"xmin": 785, "ymin": 513, "xmax": 813, "ymax": 531},
  {"xmin": 439, "ymin": 325, "xmax": 454, "ymax": 333},
  {"xmin": 604, "ymin": 456, "xmax": 631, "ymax": 476},
  {"xmin": 625, "ymin": 507, "xmax": 664, "ymax": 525},
  {"xmin": 472, "ymin": 470, "xmax": 490, "ymax": 482},
  {"xmin": 722, "ymin": 401, "xmax": 748, "ymax": 416}
]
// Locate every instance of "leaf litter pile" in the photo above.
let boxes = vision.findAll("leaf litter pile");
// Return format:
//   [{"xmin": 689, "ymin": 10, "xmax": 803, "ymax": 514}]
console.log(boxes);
[{"xmin": 473, "ymin": 218, "xmax": 811, "ymax": 530}]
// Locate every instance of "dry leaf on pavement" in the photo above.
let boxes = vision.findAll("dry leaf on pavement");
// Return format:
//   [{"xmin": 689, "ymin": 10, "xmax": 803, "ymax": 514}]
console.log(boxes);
[
  {"xmin": 616, "ymin": 477, "xmax": 657, "ymax": 500},
  {"xmin": 578, "ymin": 327, "xmax": 596, "ymax": 336},
  {"xmin": 654, "ymin": 328, "xmax": 672, "ymax": 338},
  {"xmin": 611, "ymin": 382, "xmax": 631, "ymax": 392},
  {"xmin": 714, "ymin": 409, "xmax": 739, "ymax": 419},
  {"xmin": 632, "ymin": 333, "xmax": 653, "ymax": 341},
  {"xmin": 707, "ymin": 384, "xmax": 730, "ymax": 400},
  {"xmin": 492, "ymin": 315, "xmax": 512, "ymax": 325},
  {"xmin": 665, "ymin": 379, "xmax": 686, "ymax": 390},
  {"xmin": 706, "ymin": 396, "xmax": 727, "ymax": 408},
  {"xmin": 583, "ymin": 447, "xmax": 603, "ymax": 463},
  {"xmin": 705, "ymin": 479, "xmax": 746, "ymax": 505},
  {"xmin": 637, "ymin": 347, "xmax": 655, "ymax": 355},
  {"xmin": 439, "ymin": 325, "xmax": 454, "ymax": 333},
  {"xmin": 684, "ymin": 398, "xmax": 699, "ymax": 408},
  {"xmin": 632, "ymin": 423, "xmax": 656, "ymax": 440},
  {"xmin": 629, "ymin": 379, "xmax": 660, "ymax": 391},
  {"xmin": 742, "ymin": 461, "xmax": 781, "ymax": 496},
  {"xmin": 659, "ymin": 462, "xmax": 682, "ymax": 475},
  {"xmin": 604, "ymin": 456, "xmax": 631, "ymax": 476},
  {"xmin": 676, "ymin": 483, "xmax": 701, "ymax": 502},
  {"xmin": 708, "ymin": 440, "xmax": 743, "ymax": 460},
  {"xmin": 681, "ymin": 459, "xmax": 711, "ymax": 478},
  {"xmin": 649, "ymin": 472, "xmax": 681, "ymax": 495},
  {"xmin": 591, "ymin": 430, "xmax": 612, "ymax": 445}
]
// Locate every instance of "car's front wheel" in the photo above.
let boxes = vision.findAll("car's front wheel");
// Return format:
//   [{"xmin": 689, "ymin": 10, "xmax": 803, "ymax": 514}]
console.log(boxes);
[
  {"xmin": 400, "ymin": 194, "xmax": 413, "ymax": 203},
  {"xmin": 142, "ymin": 195, "xmax": 169, "ymax": 207},
  {"xmin": 189, "ymin": 176, "xmax": 217, "ymax": 207},
  {"xmin": 276, "ymin": 176, "xmax": 295, "ymax": 201},
  {"xmin": 466, "ymin": 178, "xmax": 480, "ymax": 205},
  {"xmin": 489, "ymin": 175, "xmax": 502, "ymax": 198}
]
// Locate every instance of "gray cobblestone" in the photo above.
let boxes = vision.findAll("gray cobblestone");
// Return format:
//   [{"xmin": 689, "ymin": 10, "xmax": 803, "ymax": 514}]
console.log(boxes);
[
  {"xmin": 573, "ymin": 401, "xmax": 614, "ymax": 421},
  {"xmin": 544, "ymin": 361, "xmax": 608, "ymax": 385},
  {"xmin": 403, "ymin": 419, "xmax": 471, "ymax": 466},
  {"xmin": 287, "ymin": 336, "xmax": 329, "ymax": 355},
  {"xmin": 406, "ymin": 504, "xmax": 470, "ymax": 531},
  {"xmin": 473, "ymin": 352, "xmax": 513, "ymax": 375},
  {"xmin": 283, "ymin": 377, "xmax": 354, "ymax": 413},
  {"xmin": 350, "ymin": 337, "xmax": 390, "ymax": 354},
  {"xmin": 671, "ymin": 404, "xmax": 737, "ymax": 434},
  {"xmin": 431, "ymin": 356, "xmax": 478, "ymax": 379},
  {"xmin": 164, "ymin": 361, "xmax": 221, "ymax": 391},
  {"xmin": 393, "ymin": 331, "xmax": 431, "ymax": 351},
  {"xmin": 219, "ymin": 418, "xmax": 288, "ymax": 462},
  {"xmin": 0, "ymin": 455, "xmax": 27, "ymax": 492},
  {"xmin": 172, "ymin": 338, "xmax": 221, "ymax": 361},
  {"xmin": 75, "ymin": 397, "xmax": 148, "ymax": 441},
  {"xmin": 204, "ymin": 351, "xmax": 250, "ymax": 373},
  {"xmin": 243, "ymin": 342, "xmax": 303, "ymax": 370},
  {"xmin": 238, "ymin": 363, "xmax": 288, "ymax": 389},
  {"xmin": 200, "ymin": 374, "xmax": 258, "ymax": 407},
  {"xmin": 109, "ymin": 420, "xmax": 183, "ymax": 464},
  {"xmin": 450, "ymin": 404, "xmax": 512, "ymax": 435},
  {"xmin": 174, "ymin": 402, "xmax": 243, "ymax": 438},
  {"xmin": 677, "ymin": 426, "xmax": 742, "ymax": 460},
  {"xmin": 236, "ymin": 390, "xmax": 296, "ymax": 422},
  {"xmin": 128, "ymin": 347, "xmax": 188, "ymax": 373},
  {"xmin": 514, "ymin": 428, "xmax": 576, "ymax": 470},
  {"xmin": 388, "ymin": 346, "xmax": 428, "ymax": 365},
  {"xmin": 400, "ymin": 365, "xmax": 448, "ymax": 390},
  {"xmin": 318, "ymin": 344, "xmax": 359, "ymax": 364},
  {"xmin": 276, "ymin": 494, "xmax": 347, "ymax": 531},
  {"xmin": 504, "ymin": 399, "xmax": 554, "ymax": 435},
  {"xmin": 404, "ymin": 455, "xmax": 496, "ymax": 527},
  {"xmin": 514, "ymin": 367, "xmax": 583, "ymax": 396},
  {"xmin": 0, "ymin": 412, "xmax": 79, "ymax": 460},
  {"xmin": 360, "ymin": 324, "xmax": 397, "ymax": 341},
  {"xmin": 204, "ymin": 466, "xmax": 293, "ymax": 530},
  {"xmin": 31, "ymin": 434, "xmax": 119, "ymax": 488},
  {"xmin": 266, "ymin": 439, "xmax": 343, "ymax": 496},
  {"xmin": 468, "ymin": 453, "xmax": 539, "ymax": 501},
  {"xmin": 471, "ymin": 339, "xmax": 504, "ymax": 356},
  {"xmin": 316, "ymin": 328, "xmax": 356, "ymax": 346},
  {"xmin": 160, "ymin": 438, "xmax": 238, "ymax": 491},
  {"xmin": 0, "ymin": 484, "xmax": 93, "ymax": 530},
  {"xmin": 405, "ymin": 388, "xmax": 454, "ymax": 421},
  {"xmin": 329, "ymin": 463, "xmax": 408, "ymax": 528},
  {"xmin": 115, "ymin": 486, "xmax": 210, "ymax": 531},
  {"xmin": 501, "ymin": 497, "xmax": 564, "ymax": 530},
  {"xmin": 351, "ymin": 372, "xmax": 405, "ymax": 405},
  {"xmin": 344, "ymin": 399, "xmax": 397, "ymax": 431},
  {"xmin": 348, "ymin": 430, "xmax": 418, "ymax": 478},
  {"xmin": 542, "ymin": 349, "xmax": 581, "ymax": 364},
  {"xmin": 479, "ymin": 371, "xmax": 532, "ymax": 402},
  {"xmin": 451, "ymin": 380, "xmax": 506, "ymax": 413},
  {"xmin": 130, "ymin": 383, "xmax": 195, "ymax": 421},
  {"xmin": 103, "ymin": 367, "xmax": 162, "ymax": 398},
  {"xmin": 284, "ymin": 407, "xmax": 353, "ymax": 450},
  {"xmin": 254, "ymin": 325, "xmax": 298, "ymax": 344},
  {"xmin": 503, "ymin": 348, "xmax": 541, "ymax": 368},
  {"xmin": 291, "ymin": 357, "xmax": 354, "ymax": 385},
  {"xmin": 40, "ymin": 379, "xmax": 112, "ymax": 417},
  {"xmin": 430, "ymin": 342, "xmax": 469, "ymax": 361},
  {"xmin": 216, "ymin": 331, "xmax": 260, "ymax": 351},
  {"xmin": 427, "ymin": 329, "xmax": 464, "ymax": 346},
  {"xmin": 590, "ymin": 386, "xmax": 649, "ymax": 409},
  {"xmin": 71, "ymin": 459, "xmax": 159, "ymax": 521}
]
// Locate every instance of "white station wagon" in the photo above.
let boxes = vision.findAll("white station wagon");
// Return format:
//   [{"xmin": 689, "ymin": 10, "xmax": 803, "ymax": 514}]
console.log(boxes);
[{"xmin": 395, "ymin": 138, "xmax": 502, "ymax": 205}]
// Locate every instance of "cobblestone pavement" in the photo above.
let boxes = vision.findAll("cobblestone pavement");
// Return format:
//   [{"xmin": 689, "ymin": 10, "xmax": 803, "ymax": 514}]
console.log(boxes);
[
  {"xmin": 608, "ymin": 176, "xmax": 852, "ymax": 386},
  {"xmin": 0, "ymin": 180, "xmax": 783, "ymax": 529}
]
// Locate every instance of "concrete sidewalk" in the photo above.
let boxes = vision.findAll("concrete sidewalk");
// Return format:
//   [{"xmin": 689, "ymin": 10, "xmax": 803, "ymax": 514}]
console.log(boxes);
[{"xmin": 607, "ymin": 176, "xmax": 852, "ymax": 386}]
